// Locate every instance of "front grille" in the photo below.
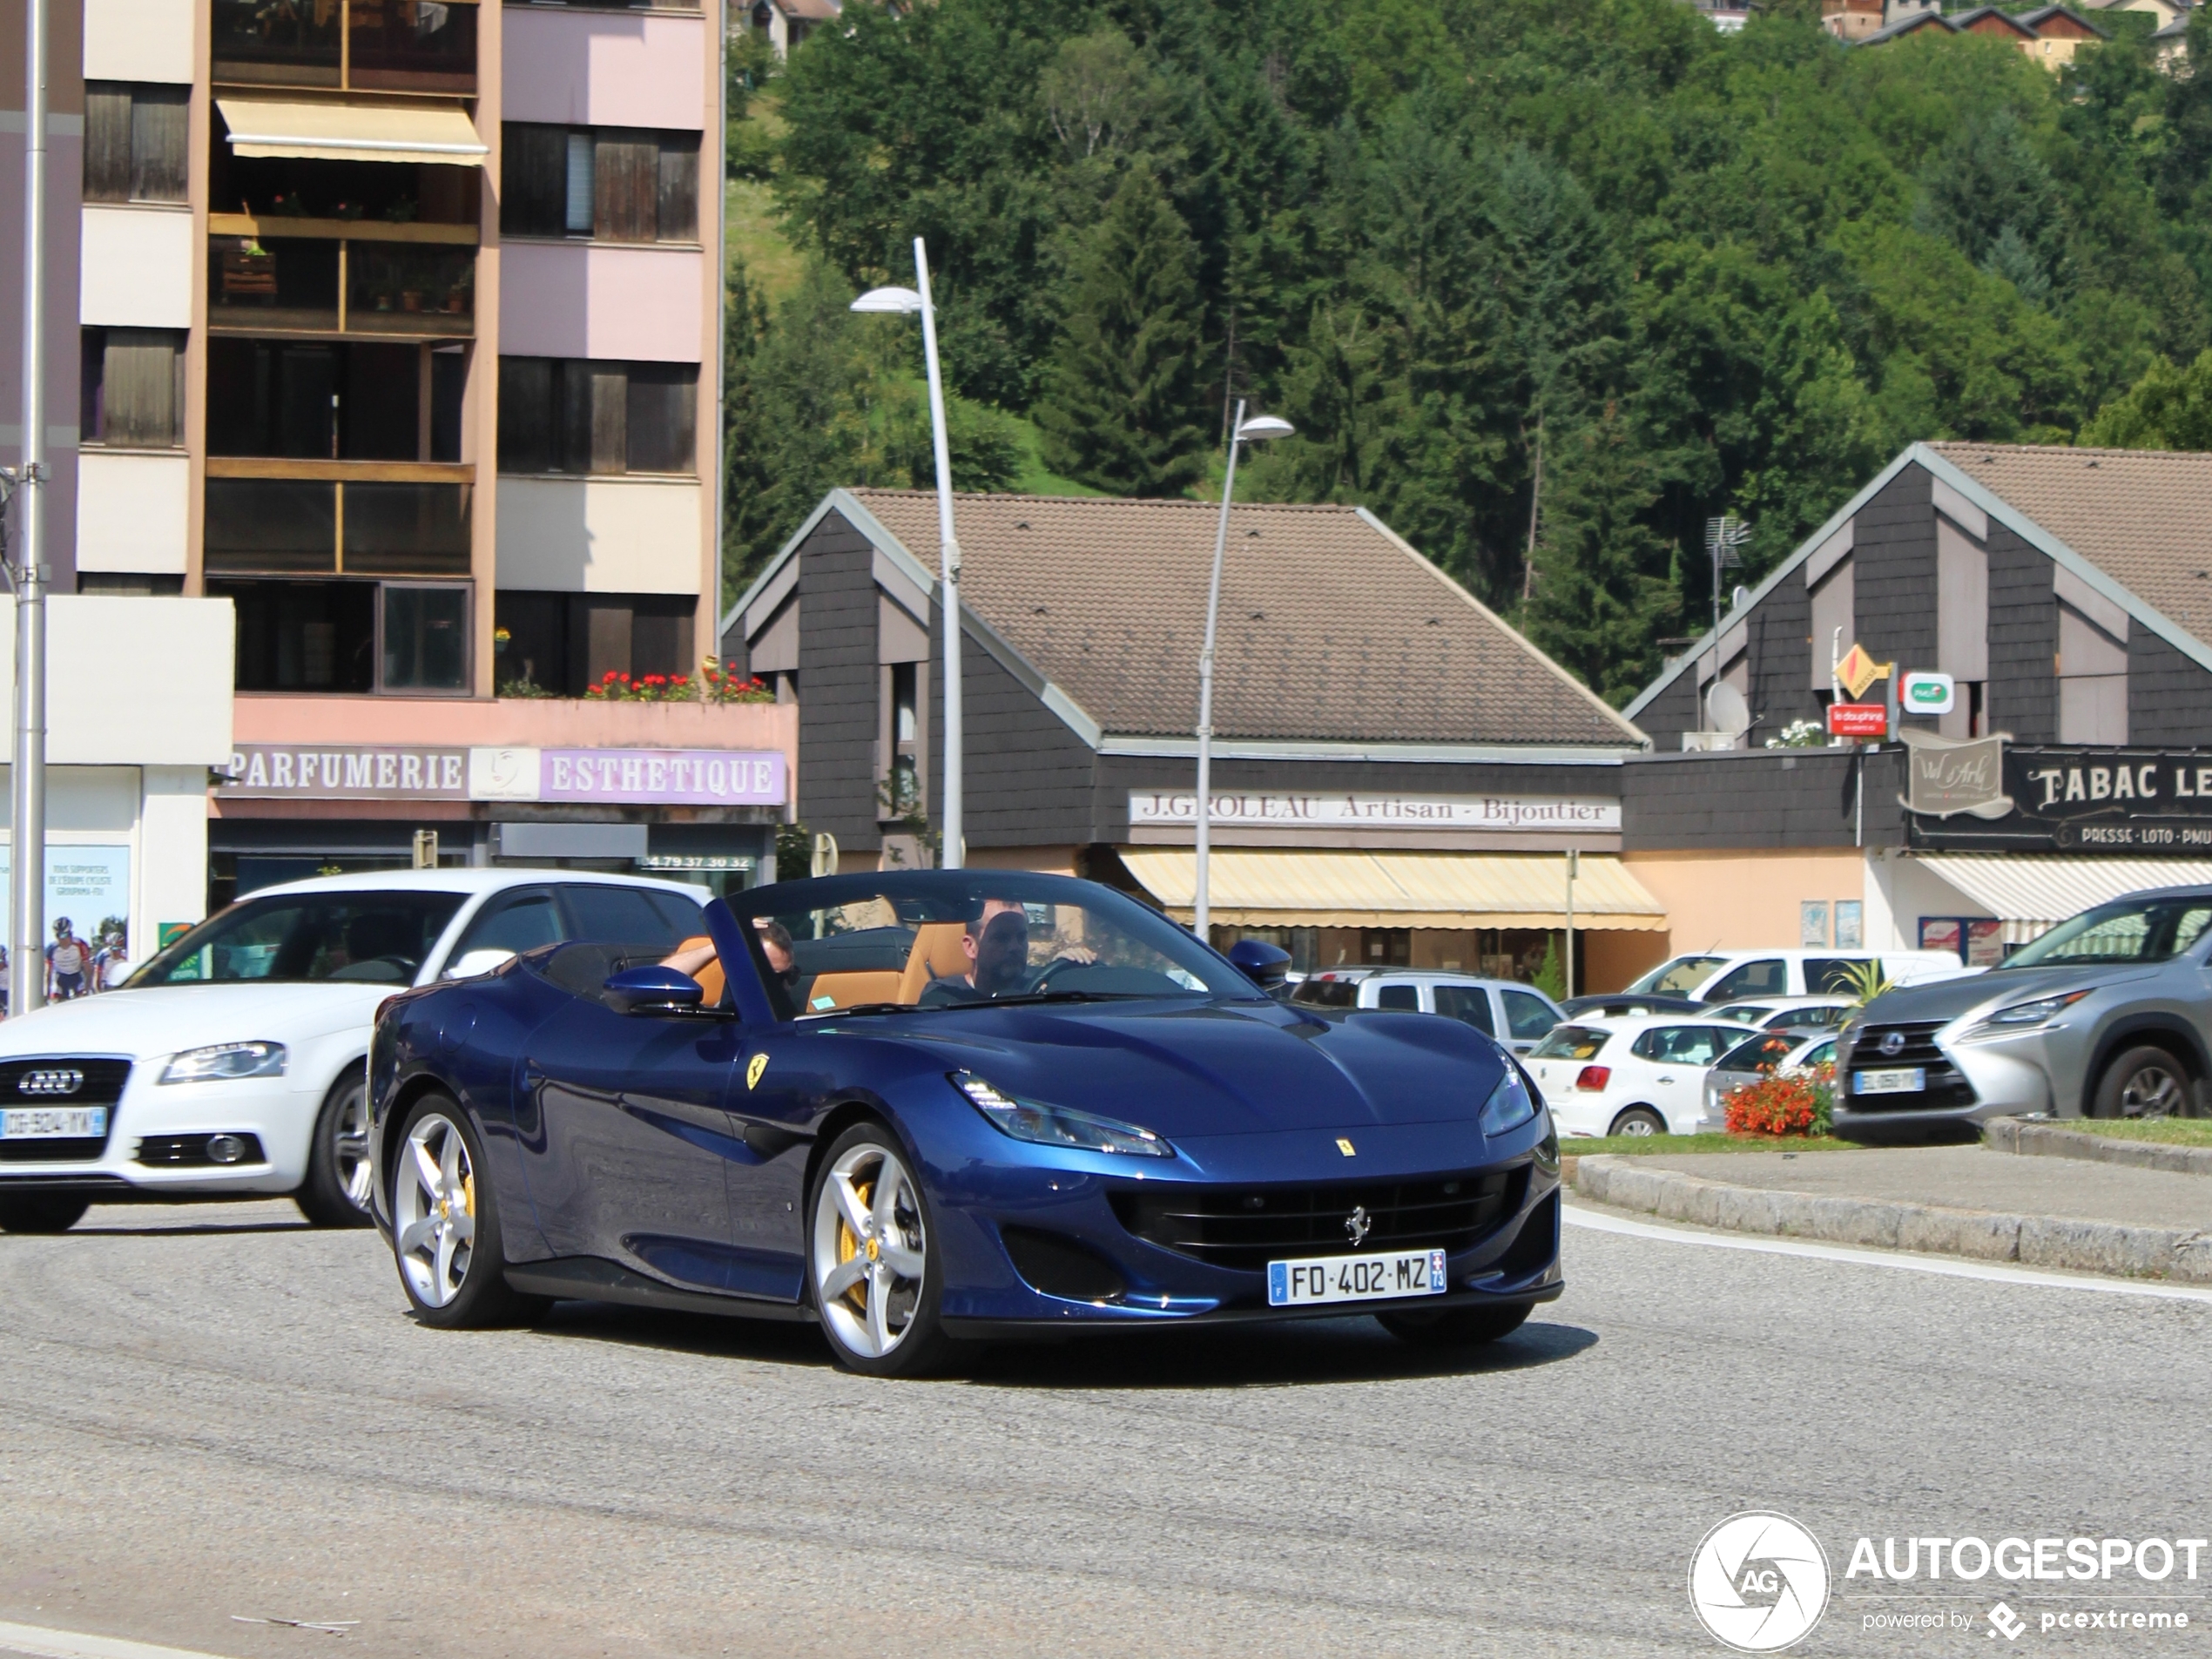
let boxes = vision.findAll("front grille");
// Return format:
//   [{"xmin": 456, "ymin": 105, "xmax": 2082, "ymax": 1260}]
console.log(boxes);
[
  {"xmin": 1109, "ymin": 1168, "xmax": 1526, "ymax": 1271},
  {"xmin": 1844, "ymin": 1023, "xmax": 1977, "ymax": 1114},
  {"xmin": 0, "ymin": 1058, "xmax": 130, "ymax": 1162}
]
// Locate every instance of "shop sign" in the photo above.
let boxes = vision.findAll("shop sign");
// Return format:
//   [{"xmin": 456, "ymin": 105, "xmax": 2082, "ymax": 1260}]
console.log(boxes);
[
  {"xmin": 1898, "ymin": 728, "xmax": 2012, "ymax": 819},
  {"xmin": 1835, "ymin": 644, "xmax": 1890, "ymax": 701},
  {"xmin": 1825, "ymin": 703, "xmax": 1888, "ymax": 738},
  {"xmin": 219, "ymin": 744, "xmax": 469, "ymax": 799},
  {"xmin": 1127, "ymin": 791, "xmax": 1622, "ymax": 832},
  {"xmin": 1899, "ymin": 671, "xmax": 1955, "ymax": 715},
  {"xmin": 514, "ymin": 748, "xmax": 785, "ymax": 806},
  {"xmin": 1905, "ymin": 736, "xmax": 2212, "ymax": 850}
]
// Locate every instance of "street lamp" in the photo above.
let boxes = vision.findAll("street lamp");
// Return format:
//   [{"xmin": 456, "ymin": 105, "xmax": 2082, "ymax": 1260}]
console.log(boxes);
[
  {"xmin": 1192, "ymin": 401, "xmax": 1293, "ymax": 941},
  {"xmin": 853, "ymin": 239, "xmax": 964, "ymax": 868}
]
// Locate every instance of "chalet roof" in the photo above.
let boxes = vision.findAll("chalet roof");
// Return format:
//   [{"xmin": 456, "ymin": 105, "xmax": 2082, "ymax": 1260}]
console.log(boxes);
[
  {"xmin": 1861, "ymin": 11, "xmax": 1959, "ymax": 40},
  {"xmin": 1949, "ymin": 6, "xmax": 2041, "ymax": 34},
  {"xmin": 2015, "ymin": 3, "xmax": 2110, "ymax": 33},
  {"xmin": 738, "ymin": 489, "xmax": 1647, "ymax": 752}
]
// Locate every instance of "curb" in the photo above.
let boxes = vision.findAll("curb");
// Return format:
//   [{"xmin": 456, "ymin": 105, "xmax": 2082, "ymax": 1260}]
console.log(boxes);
[
  {"xmin": 1572, "ymin": 1155, "xmax": 2212, "ymax": 1283},
  {"xmin": 1983, "ymin": 1115, "xmax": 2212, "ymax": 1177}
]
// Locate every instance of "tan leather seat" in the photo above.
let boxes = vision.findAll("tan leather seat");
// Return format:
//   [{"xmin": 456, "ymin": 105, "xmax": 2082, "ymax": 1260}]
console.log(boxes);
[
  {"xmin": 897, "ymin": 922, "xmax": 972, "ymax": 1003},
  {"xmin": 802, "ymin": 969, "xmax": 904, "ymax": 1010},
  {"xmin": 670, "ymin": 934, "xmax": 726, "ymax": 1004}
]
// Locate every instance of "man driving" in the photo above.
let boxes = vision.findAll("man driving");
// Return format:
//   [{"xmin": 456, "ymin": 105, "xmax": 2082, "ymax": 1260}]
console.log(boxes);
[{"xmin": 921, "ymin": 899, "xmax": 1094, "ymax": 1004}]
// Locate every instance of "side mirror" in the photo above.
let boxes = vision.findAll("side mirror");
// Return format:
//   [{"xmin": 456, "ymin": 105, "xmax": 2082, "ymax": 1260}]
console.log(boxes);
[
  {"xmin": 1228, "ymin": 938, "xmax": 1292, "ymax": 995},
  {"xmin": 443, "ymin": 947, "xmax": 516, "ymax": 981},
  {"xmin": 604, "ymin": 965, "xmax": 705, "ymax": 1015}
]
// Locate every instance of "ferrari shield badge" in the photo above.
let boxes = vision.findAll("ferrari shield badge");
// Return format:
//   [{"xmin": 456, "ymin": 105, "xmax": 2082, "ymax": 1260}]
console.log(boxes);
[{"xmin": 745, "ymin": 1053, "xmax": 769, "ymax": 1090}]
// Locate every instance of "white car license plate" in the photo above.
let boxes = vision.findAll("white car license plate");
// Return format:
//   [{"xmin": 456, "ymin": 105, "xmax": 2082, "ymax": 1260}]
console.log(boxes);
[
  {"xmin": 1851, "ymin": 1069, "xmax": 1925, "ymax": 1096},
  {"xmin": 0, "ymin": 1106, "xmax": 108, "ymax": 1140},
  {"xmin": 1268, "ymin": 1249, "xmax": 1447, "ymax": 1307}
]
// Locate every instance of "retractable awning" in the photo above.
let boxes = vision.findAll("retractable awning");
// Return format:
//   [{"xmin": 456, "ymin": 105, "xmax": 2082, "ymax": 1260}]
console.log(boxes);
[
  {"xmin": 216, "ymin": 96, "xmax": 488, "ymax": 166},
  {"xmin": 1116, "ymin": 849, "xmax": 1667, "ymax": 931},
  {"xmin": 1911, "ymin": 854, "xmax": 2212, "ymax": 943}
]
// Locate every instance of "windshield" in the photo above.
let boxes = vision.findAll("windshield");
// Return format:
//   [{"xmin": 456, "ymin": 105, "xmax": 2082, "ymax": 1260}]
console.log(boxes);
[
  {"xmin": 1530, "ymin": 1024, "xmax": 1609, "ymax": 1060},
  {"xmin": 2001, "ymin": 896, "xmax": 2212, "ymax": 970},
  {"xmin": 132, "ymin": 891, "xmax": 466, "ymax": 987},
  {"xmin": 1627, "ymin": 954, "xmax": 1727, "ymax": 995},
  {"xmin": 732, "ymin": 871, "xmax": 1249, "ymax": 1017}
]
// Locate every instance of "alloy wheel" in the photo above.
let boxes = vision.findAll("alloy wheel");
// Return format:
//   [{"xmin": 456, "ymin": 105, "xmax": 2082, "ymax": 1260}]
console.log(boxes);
[
  {"xmin": 811, "ymin": 1141, "xmax": 927, "ymax": 1359},
  {"xmin": 2120, "ymin": 1062, "xmax": 2184, "ymax": 1119},
  {"xmin": 334, "ymin": 1082, "xmax": 374, "ymax": 1211},
  {"xmin": 393, "ymin": 1112, "xmax": 477, "ymax": 1308}
]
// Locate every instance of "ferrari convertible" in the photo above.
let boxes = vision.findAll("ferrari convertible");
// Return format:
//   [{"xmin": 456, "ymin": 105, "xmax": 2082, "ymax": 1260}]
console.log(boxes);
[{"xmin": 367, "ymin": 870, "xmax": 1562, "ymax": 1376}]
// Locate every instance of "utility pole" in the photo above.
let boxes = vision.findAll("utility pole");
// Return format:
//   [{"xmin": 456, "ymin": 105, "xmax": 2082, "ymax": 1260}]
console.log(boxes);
[{"xmin": 10, "ymin": 0, "xmax": 52, "ymax": 1015}]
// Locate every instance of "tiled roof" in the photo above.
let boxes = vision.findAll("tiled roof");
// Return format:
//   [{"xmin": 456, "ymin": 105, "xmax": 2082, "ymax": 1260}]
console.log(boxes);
[
  {"xmin": 844, "ymin": 489, "xmax": 1643, "ymax": 749},
  {"xmin": 1928, "ymin": 442, "xmax": 2212, "ymax": 645}
]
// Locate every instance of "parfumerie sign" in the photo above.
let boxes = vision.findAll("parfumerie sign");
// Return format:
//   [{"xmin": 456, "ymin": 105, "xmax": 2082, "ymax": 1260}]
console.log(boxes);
[
  {"xmin": 219, "ymin": 743, "xmax": 786, "ymax": 806},
  {"xmin": 1130, "ymin": 791, "xmax": 1621, "ymax": 832}
]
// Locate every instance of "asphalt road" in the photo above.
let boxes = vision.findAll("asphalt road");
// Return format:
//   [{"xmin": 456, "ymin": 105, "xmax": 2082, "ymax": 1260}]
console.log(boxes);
[{"xmin": 3, "ymin": 1199, "xmax": 2209, "ymax": 1659}]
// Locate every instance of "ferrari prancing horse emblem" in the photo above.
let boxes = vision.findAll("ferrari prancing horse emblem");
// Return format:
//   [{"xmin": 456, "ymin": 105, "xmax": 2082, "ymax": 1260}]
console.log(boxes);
[
  {"xmin": 1345, "ymin": 1205, "xmax": 1372, "ymax": 1246},
  {"xmin": 745, "ymin": 1053, "xmax": 768, "ymax": 1090}
]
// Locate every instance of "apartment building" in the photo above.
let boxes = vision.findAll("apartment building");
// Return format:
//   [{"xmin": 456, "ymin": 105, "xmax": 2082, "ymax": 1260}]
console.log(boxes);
[{"xmin": 5, "ymin": 0, "xmax": 792, "ymax": 906}]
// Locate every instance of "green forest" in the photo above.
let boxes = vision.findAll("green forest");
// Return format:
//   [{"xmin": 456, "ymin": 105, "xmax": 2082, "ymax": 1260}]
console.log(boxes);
[{"xmin": 722, "ymin": 0, "xmax": 2212, "ymax": 705}]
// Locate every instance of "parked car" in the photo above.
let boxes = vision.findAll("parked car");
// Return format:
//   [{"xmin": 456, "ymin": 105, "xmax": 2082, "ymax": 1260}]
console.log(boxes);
[
  {"xmin": 1835, "ymin": 887, "xmax": 2212, "ymax": 1138},
  {"xmin": 1625, "ymin": 948, "xmax": 1972, "ymax": 1004},
  {"xmin": 1558, "ymin": 993, "xmax": 1706, "ymax": 1020},
  {"xmin": 367, "ymin": 871, "xmax": 1564, "ymax": 1375},
  {"xmin": 1709, "ymin": 997, "xmax": 1854, "ymax": 1031},
  {"xmin": 1524, "ymin": 1014, "xmax": 1750, "ymax": 1137},
  {"xmin": 0, "ymin": 869, "xmax": 711, "ymax": 1234},
  {"xmin": 1290, "ymin": 970, "xmax": 1564, "ymax": 1052},
  {"xmin": 1698, "ymin": 1029, "xmax": 1838, "ymax": 1133}
]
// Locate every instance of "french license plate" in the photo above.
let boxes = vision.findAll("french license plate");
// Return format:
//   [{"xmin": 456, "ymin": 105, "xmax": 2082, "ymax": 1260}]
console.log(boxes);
[
  {"xmin": 1852, "ymin": 1069, "xmax": 1925, "ymax": 1096},
  {"xmin": 0, "ymin": 1106, "xmax": 108, "ymax": 1140},
  {"xmin": 1268, "ymin": 1249, "xmax": 1447, "ymax": 1307}
]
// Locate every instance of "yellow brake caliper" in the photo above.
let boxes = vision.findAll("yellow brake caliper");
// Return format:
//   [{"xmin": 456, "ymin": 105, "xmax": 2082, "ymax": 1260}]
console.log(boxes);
[{"xmin": 837, "ymin": 1178, "xmax": 874, "ymax": 1312}]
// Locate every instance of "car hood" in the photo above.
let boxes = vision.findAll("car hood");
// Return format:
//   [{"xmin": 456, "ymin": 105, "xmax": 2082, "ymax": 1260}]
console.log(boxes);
[
  {"xmin": 860, "ymin": 997, "xmax": 1507, "ymax": 1138},
  {"xmin": 0, "ymin": 981, "xmax": 389, "ymax": 1060},
  {"xmin": 1858, "ymin": 963, "xmax": 2162, "ymax": 1027}
]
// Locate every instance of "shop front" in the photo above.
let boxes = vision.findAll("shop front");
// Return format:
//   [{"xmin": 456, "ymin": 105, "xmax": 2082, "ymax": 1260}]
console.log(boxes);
[{"xmin": 212, "ymin": 698, "xmax": 796, "ymax": 907}]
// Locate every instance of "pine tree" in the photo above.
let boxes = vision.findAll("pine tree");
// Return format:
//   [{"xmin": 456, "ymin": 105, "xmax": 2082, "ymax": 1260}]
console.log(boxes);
[{"xmin": 1035, "ymin": 166, "xmax": 1210, "ymax": 496}]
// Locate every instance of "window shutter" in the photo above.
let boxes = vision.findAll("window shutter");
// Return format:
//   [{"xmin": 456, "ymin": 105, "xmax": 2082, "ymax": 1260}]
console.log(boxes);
[
  {"xmin": 497, "ymin": 356, "xmax": 556, "ymax": 473},
  {"xmin": 557, "ymin": 359, "xmax": 594, "ymax": 472},
  {"xmin": 624, "ymin": 362, "xmax": 696, "ymax": 473},
  {"xmin": 589, "ymin": 365, "xmax": 628, "ymax": 473},
  {"xmin": 103, "ymin": 330, "xmax": 185, "ymax": 447},
  {"xmin": 500, "ymin": 123, "xmax": 567, "ymax": 237},
  {"xmin": 593, "ymin": 132, "xmax": 658, "ymax": 242},
  {"xmin": 656, "ymin": 133, "xmax": 698, "ymax": 242},
  {"xmin": 131, "ymin": 84, "xmax": 189, "ymax": 202},
  {"xmin": 84, "ymin": 84, "xmax": 133, "ymax": 203}
]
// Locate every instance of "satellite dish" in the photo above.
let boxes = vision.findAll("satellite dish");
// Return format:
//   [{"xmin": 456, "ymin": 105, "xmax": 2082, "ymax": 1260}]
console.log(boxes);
[{"xmin": 1708, "ymin": 681, "xmax": 1751, "ymax": 738}]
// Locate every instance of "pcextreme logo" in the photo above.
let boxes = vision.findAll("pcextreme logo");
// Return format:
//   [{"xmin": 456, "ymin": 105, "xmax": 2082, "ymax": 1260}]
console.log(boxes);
[{"xmin": 1689, "ymin": 1512, "xmax": 1832, "ymax": 1652}]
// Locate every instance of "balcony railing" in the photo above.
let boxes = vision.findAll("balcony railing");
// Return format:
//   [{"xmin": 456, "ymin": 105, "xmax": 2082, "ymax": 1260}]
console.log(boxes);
[
  {"xmin": 205, "ymin": 466, "xmax": 473, "ymax": 576},
  {"xmin": 213, "ymin": 0, "xmax": 476, "ymax": 94},
  {"xmin": 209, "ymin": 230, "xmax": 472, "ymax": 336}
]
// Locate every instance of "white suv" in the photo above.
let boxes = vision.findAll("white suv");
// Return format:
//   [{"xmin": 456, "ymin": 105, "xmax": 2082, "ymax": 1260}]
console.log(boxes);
[
  {"xmin": 0, "ymin": 869, "xmax": 709, "ymax": 1234},
  {"xmin": 1629, "ymin": 948, "xmax": 1973, "ymax": 1005},
  {"xmin": 1290, "ymin": 971, "xmax": 1565, "ymax": 1054}
]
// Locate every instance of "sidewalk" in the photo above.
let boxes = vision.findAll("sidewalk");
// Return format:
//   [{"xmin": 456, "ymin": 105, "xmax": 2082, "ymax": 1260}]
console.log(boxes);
[{"xmin": 1572, "ymin": 1138, "xmax": 2212, "ymax": 1281}]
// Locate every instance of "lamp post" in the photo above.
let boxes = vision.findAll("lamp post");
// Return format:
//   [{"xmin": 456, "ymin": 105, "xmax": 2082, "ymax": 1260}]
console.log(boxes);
[
  {"xmin": 1192, "ymin": 401, "xmax": 1293, "ymax": 941},
  {"xmin": 9, "ymin": 0, "xmax": 51, "ymax": 1015},
  {"xmin": 853, "ymin": 239, "xmax": 964, "ymax": 868}
]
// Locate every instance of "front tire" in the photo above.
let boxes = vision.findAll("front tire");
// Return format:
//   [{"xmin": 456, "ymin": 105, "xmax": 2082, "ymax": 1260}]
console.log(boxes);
[
  {"xmin": 807, "ymin": 1123, "xmax": 958, "ymax": 1378},
  {"xmin": 1379, "ymin": 1304, "xmax": 1532, "ymax": 1346},
  {"xmin": 1608, "ymin": 1106, "xmax": 1667, "ymax": 1137},
  {"xmin": 0, "ymin": 1193, "xmax": 91, "ymax": 1233},
  {"xmin": 2092, "ymin": 1046, "xmax": 2191, "ymax": 1120},
  {"xmin": 296, "ymin": 1067, "xmax": 375, "ymax": 1228},
  {"xmin": 388, "ymin": 1094, "xmax": 542, "ymax": 1328}
]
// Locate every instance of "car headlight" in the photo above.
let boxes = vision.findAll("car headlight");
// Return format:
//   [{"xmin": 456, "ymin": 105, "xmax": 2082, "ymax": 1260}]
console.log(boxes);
[
  {"xmin": 951, "ymin": 1072, "xmax": 1175, "ymax": 1157},
  {"xmin": 160, "ymin": 1041, "xmax": 287, "ymax": 1084},
  {"xmin": 1960, "ymin": 990, "xmax": 2090, "ymax": 1040},
  {"xmin": 1480, "ymin": 1067, "xmax": 1539, "ymax": 1136}
]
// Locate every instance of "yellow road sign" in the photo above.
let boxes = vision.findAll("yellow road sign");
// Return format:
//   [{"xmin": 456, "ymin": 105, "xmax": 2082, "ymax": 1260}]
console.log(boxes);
[{"xmin": 1836, "ymin": 644, "xmax": 1890, "ymax": 701}]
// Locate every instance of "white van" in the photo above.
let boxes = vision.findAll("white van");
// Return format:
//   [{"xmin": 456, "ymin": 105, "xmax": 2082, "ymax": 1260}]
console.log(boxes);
[{"xmin": 1626, "ymin": 948, "xmax": 1974, "ymax": 1005}]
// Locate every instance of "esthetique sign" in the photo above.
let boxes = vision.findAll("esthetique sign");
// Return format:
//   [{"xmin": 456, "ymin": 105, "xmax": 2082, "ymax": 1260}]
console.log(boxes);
[{"xmin": 1128, "ymin": 791, "xmax": 1621, "ymax": 832}]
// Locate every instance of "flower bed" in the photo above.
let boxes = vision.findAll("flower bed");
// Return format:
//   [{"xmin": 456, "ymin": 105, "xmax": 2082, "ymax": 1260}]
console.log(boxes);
[
  {"xmin": 1723, "ymin": 1063, "xmax": 1836, "ymax": 1138},
  {"xmin": 582, "ymin": 661, "xmax": 777, "ymax": 705}
]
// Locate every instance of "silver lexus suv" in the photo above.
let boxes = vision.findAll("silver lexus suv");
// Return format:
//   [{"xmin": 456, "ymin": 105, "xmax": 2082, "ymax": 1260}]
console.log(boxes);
[{"xmin": 1834, "ymin": 887, "xmax": 2212, "ymax": 1138}]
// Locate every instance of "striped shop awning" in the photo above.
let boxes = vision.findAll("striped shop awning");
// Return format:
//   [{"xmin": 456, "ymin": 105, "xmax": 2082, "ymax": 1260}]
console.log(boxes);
[
  {"xmin": 1116, "ymin": 849, "xmax": 1667, "ymax": 931},
  {"xmin": 1909, "ymin": 854, "xmax": 2212, "ymax": 943}
]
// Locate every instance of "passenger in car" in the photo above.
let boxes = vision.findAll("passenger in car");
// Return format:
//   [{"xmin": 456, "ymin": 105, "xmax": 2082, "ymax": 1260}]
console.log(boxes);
[{"xmin": 661, "ymin": 920, "xmax": 800, "ymax": 1000}]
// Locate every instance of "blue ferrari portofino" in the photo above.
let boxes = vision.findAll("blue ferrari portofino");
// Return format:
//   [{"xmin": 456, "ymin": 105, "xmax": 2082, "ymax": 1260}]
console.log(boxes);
[{"xmin": 368, "ymin": 871, "xmax": 1562, "ymax": 1375}]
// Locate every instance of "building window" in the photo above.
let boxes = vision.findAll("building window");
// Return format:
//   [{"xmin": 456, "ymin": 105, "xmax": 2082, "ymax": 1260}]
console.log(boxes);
[
  {"xmin": 204, "ymin": 479, "xmax": 472, "ymax": 577},
  {"xmin": 212, "ymin": 577, "xmax": 471, "ymax": 694},
  {"xmin": 80, "ymin": 327, "xmax": 186, "ymax": 448},
  {"xmin": 207, "ymin": 339, "xmax": 465, "ymax": 461},
  {"xmin": 84, "ymin": 82, "xmax": 188, "ymax": 204},
  {"xmin": 496, "ymin": 358, "xmax": 697, "ymax": 475},
  {"xmin": 500, "ymin": 124, "xmax": 701, "ymax": 243},
  {"xmin": 493, "ymin": 590, "xmax": 696, "ymax": 697},
  {"xmin": 212, "ymin": 0, "xmax": 476, "ymax": 94},
  {"xmin": 882, "ymin": 659, "xmax": 922, "ymax": 814}
]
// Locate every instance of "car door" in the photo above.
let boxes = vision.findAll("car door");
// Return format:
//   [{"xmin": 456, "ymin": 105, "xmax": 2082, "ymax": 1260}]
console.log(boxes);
[
  {"xmin": 1499, "ymin": 988, "xmax": 1561, "ymax": 1055},
  {"xmin": 1629, "ymin": 1025, "xmax": 1737, "ymax": 1131},
  {"xmin": 1701, "ymin": 958, "xmax": 1786, "ymax": 1004},
  {"xmin": 1433, "ymin": 983, "xmax": 1495, "ymax": 1035}
]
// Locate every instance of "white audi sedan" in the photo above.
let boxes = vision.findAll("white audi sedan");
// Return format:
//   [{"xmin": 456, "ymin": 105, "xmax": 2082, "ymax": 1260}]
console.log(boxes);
[
  {"xmin": 1523, "ymin": 1014, "xmax": 1750, "ymax": 1137},
  {"xmin": 0, "ymin": 868, "xmax": 709, "ymax": 1234}
]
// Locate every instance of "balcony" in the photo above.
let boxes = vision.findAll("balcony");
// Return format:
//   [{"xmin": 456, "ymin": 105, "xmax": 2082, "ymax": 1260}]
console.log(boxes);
[
  {"xmin": 209, "ymin": 230, "xmax": 473, "ymax": 337},
  {"xmin": 213, "ymin": 0, "xmax": 476, "ymax": 95},
  {"xmin": 205, "ymin": 469, "xmax": 473, "ymax": 576}
]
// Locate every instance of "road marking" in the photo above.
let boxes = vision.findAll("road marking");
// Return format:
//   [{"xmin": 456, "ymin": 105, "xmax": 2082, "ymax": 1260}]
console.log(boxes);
[
  {"xmin": 1563, "ymin": 1200, "xmax": 2212, "ymax": 1305},
  {"xmin": 0, "ymin": 1623, "xmax": 239, "ymax": 1659}
]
